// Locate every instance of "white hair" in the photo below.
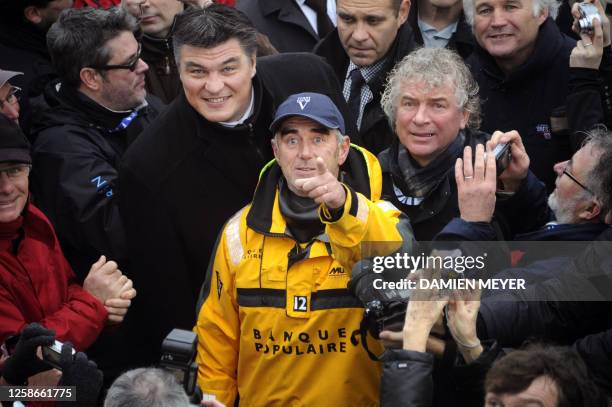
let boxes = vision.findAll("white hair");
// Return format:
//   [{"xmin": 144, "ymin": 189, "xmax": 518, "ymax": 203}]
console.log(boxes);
[{"xmin": 463, "ymin": 0, "xmax": 560, "ymax": 26}]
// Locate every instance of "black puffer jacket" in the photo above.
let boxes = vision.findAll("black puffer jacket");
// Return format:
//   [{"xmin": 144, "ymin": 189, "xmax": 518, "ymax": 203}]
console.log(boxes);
[
  {"xmin": 314, "ymin": 22, "xmax": 416, "ymax": 154},
  {"xmin": 380, "ymin": 341, "xmax": 501, "ymax": 407}
]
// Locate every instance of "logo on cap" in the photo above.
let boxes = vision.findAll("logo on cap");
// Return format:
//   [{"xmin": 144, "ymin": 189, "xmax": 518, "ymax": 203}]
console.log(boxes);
[{"xmin": 297, "ymin": 96, "xmax": 311, "ymax": 110}]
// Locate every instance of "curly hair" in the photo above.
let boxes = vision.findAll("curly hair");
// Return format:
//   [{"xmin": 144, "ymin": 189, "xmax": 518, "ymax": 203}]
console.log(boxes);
[{"xmin": 380, "ymin": 47, "xmax": 481, "ymax": 131}]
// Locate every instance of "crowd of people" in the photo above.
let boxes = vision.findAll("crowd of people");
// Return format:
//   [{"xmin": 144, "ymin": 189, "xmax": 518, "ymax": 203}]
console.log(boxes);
[{"xmin": 1, "ymin": 0, "xmax": 612, "ymax": 405}]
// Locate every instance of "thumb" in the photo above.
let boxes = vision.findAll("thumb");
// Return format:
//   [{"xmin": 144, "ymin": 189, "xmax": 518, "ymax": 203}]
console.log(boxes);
[{"xmin": 315, "ymin": 157, "xmax": 327, "ymax": 176}]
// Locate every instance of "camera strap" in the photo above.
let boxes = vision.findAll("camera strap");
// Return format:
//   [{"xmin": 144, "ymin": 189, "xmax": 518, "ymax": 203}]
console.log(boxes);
[{"xmin": 358, "ymin": 317, "xmax": 383, "ymax": 361}]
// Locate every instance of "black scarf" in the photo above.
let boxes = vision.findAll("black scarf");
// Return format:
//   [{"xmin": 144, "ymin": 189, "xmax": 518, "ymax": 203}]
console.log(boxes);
[
  {"xmin": 278, "ymin": 177, "xmax": 324, "ymax": 243},
  {"xmin": 395, "ymin": 131, "xmax": 465, "ymax": 199}
]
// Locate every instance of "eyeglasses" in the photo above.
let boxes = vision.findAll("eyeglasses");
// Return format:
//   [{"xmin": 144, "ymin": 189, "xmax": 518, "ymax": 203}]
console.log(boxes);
[
  {"xmin": 0, "ymin": 86, "xmax": 21, "ymax": 109},
  {"xmin": 90, "ymin": 44, "xmax": 142, "ymax": 72},
  {"xmin": 0, "ymin": 164, "xmax": 31, "ymax": 180},
  {"xmin": 562, "ymin": 168, "xmax": 593, "ymax": 194}
]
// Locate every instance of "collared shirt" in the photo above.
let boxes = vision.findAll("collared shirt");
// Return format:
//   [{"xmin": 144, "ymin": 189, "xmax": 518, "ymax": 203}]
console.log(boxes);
[
  {"xmin": 294, "ymin": 0, "xmax": 337, "ymax": 35},
  {"xmin": 219, "ymin": 86, "xmax": 255, "ymax": 127},
  {"xmin": 417, "ymin": 18, "xmax": 458, "ymax": 49},
  {"xmin": 342, "ymin": 58, "xmax": 387, "ymax": 129}
]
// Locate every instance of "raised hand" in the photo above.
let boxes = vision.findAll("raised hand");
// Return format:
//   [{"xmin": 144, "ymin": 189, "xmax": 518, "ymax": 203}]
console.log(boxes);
[
  {"xmin": 455, "ymin": 143, "xmax": 497, "ymax": 223},
  {"xmin": 294, "ymin": 157, "xmax": 346, "ymax": 209}
]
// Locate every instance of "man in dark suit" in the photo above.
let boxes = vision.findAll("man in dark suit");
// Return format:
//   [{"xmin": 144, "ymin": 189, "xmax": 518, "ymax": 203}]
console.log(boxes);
[
  {"xmin": 236, "ymin": 0, "xmax": 336, "ymax": 52},
  {"xmin": 314, "ymin": 0, "xmax": 416, "ymax": 155}
]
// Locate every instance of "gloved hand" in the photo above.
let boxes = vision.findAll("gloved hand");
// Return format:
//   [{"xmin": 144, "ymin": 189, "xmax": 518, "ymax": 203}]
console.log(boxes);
[
  {"xmin": 2, "ymin": 323, "xmax": 55, "ymax": 385},
  {"xmin": 57, "ymin": 343, "xmax": 103, "ymax": 406}
]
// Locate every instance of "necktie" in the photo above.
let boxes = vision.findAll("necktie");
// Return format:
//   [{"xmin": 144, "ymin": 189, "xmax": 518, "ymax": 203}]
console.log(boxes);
[
  {"xmin": 348, "ymin": 68, "xmax": 365, "ymax": 124},
  {"xmin": 304, "ymin": 0, "xmax": 334, "ymax": 38}
]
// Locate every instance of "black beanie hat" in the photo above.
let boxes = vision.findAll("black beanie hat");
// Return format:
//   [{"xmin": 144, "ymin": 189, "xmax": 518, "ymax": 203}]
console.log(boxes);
[{"xmin": 0, "ymin": 115, "xmax": 31, "ymax": 164}]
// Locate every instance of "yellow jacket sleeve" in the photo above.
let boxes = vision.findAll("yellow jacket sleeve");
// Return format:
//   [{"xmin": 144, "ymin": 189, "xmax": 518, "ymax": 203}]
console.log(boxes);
[
  {"xmin": 320, "ymin": 185, "xmax": 414, "ymax": 270},
  {"xmin": 195, "ymin": 212, "xmax": 242, "ymax": 406}
]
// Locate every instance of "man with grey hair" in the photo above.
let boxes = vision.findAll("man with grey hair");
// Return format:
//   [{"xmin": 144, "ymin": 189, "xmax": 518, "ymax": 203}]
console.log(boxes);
[
  {"xmin": 436, "ymin": 126, "xmax": 612, "ymax": 280},
  {"xmin": 104, "ymin": 368, "xmax": 190, "ymax": 407},
  {"xmin": 377, "ymin": 47, "xmax": 546, "ymax": 241},
  {"xmin": 463, "ymin": 0, "xmax": 612, "ymax": 191}
]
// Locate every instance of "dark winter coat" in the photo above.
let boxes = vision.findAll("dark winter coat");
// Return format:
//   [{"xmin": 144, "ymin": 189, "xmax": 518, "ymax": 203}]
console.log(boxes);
[
  {"xmin": 118, "ymin": 52, "xmax": 356, "ymax": 367},
  {"xmin": 467, "ymin": 18, "xmax": 576, "ymax": 191},
  {"xmin": 237, "ymin": 0, "xmax": 321, "ymax": 53},
  {"xmin": 0, "ymin": 22, "xmax": 56, "ymax": 135},
  {"xmin": 379, "ymin": 129, "xmax": 549, "ymax": 241},
  {"xmin": 477, "ymin": 227, "xmax": 612, "ymax": 348},
  {"xmin": 141, "ymin": 32, "xmax": 181, "ymax": 104}
]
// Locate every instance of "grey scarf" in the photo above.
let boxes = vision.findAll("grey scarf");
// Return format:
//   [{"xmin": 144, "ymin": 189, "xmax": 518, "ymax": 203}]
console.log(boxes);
[{"xmin": 396, "ymin": 131, "xmax": 465, "ymax": 199}]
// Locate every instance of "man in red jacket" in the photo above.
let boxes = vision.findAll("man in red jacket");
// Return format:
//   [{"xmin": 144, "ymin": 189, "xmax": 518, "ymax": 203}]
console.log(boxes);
[{"xmin": 0, "ymin": 115, "xmax": 136, "ymax": 352}]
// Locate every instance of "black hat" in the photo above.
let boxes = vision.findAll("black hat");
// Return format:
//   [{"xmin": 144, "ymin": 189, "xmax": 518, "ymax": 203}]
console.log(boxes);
[{"xmin": 0, "ymin": 115, "xmax": 31, "ymax": 164}]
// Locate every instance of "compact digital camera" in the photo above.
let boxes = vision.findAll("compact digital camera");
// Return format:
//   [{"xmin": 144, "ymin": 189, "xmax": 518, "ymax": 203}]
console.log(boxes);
[{"xmin": 577, "ymin": 2, "xmax": 602, "ymax": 34}]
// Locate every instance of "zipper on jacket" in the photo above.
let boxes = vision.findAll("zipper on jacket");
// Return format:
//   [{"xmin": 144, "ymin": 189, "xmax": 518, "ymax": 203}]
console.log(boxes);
[{"xmin": 246, "ymin": 123, "xmax": 266, "ymax": 165}]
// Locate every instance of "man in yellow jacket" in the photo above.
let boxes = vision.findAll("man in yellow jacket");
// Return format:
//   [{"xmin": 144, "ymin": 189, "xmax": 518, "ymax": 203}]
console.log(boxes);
[{"xmin": 195, "ymin": 92, "xmax": 413, "ymax": 406}]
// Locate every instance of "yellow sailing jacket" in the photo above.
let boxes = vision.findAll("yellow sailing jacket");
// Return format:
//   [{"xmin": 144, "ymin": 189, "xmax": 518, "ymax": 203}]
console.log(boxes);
[{"xmin": 195, "ymin": 146, "xmax": 413, "ymax": 406}]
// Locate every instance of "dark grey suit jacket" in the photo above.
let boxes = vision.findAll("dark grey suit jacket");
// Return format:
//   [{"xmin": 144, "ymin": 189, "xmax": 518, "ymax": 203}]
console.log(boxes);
[{"xmin": 236, "ymin": 0, "xmax": 321, "ymax": 53}]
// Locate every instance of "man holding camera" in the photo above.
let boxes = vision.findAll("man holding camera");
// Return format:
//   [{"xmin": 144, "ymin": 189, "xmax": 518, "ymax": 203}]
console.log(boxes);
[
  {"xmin": 378, "ymin": 48, "xmax": 547, "ymax": 241},
  {"xmin": 195, "ymin": 92, "xmax": 413, "ymax": 406},
  {"xmin": 464, "ymin": 0, "xmax": 612, "ymax": 191},
  {"xmin": 443, "ymin": 127, "xmax": 610, "ymax": 246}
]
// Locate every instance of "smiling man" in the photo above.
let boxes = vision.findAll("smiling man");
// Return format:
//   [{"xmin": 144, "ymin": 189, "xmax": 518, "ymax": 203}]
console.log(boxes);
[
  {"xmin": 378, "ymin": 47, "xmax": 549, "ymax": 242},
  {"xmin": 463, "ymin": 0, "xmax": 612, "ymax": 191},
  {"xmin": 119, "ymin": 5, "xmax": 356, "ymax": 367},
  {"xmin": 314, "ymin": 0, "xmax": 415, "ymax": 155}
]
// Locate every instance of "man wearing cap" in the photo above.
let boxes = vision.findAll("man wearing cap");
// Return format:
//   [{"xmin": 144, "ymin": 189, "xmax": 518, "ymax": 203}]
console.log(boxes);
[
  {"xmin": 0, "ymin": 70, "xmax": 23, "ymax": 125},
  {"xmin": 0, "ymin": 116, "xmax": 136, "ymax": 352},
  {"xmin": 195, "ymin": 92, "xmax": 413, "ymax": 406}
]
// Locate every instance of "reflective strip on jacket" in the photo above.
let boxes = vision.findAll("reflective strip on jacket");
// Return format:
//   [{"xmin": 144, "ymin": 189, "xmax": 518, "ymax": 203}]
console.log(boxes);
[{"xmin": 195, "ymin": 146, "xmax": 414, "ymax": 406}]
